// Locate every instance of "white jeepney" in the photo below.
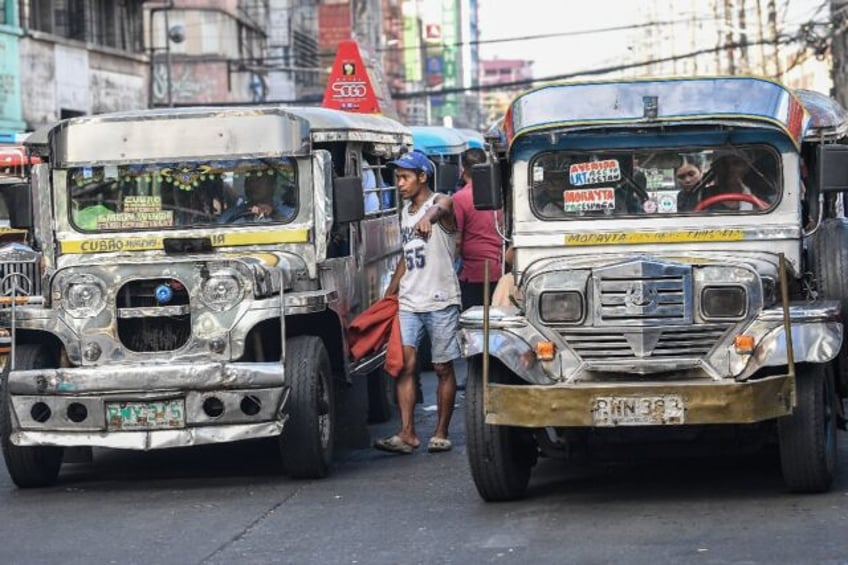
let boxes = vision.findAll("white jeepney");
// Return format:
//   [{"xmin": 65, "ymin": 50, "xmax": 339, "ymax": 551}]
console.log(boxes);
[{"xmin": 463, "ymin": 77, "xmax": 848, "ymax": 500}]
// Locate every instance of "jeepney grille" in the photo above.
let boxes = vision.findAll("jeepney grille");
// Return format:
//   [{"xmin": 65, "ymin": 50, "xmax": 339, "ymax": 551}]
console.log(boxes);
[
  {"xmin": 595, "ymin": 274, "xmax": 689, "ymax": 324},
  {"xmin": 116, "ymin": 278, "xmax": 191, "ymax": 352},
  {"xmin": 562, "ymin": 323, "xmax": 733, "ymax": 360},
  {"xmin": 0, "ymin": 260, "xmax": 41, "ymax": 305}
]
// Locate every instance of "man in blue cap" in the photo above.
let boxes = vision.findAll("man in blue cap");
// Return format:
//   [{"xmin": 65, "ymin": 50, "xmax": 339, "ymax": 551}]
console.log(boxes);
[{"xmin": 374, "ymin": 150, "xmax": 461, "ymax": 455}]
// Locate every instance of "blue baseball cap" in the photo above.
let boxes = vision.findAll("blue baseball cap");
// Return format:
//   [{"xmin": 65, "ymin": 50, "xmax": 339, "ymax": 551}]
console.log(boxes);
[{"xmin": 388, "ymin": 151, "xmax": 433, "ymax": 177}]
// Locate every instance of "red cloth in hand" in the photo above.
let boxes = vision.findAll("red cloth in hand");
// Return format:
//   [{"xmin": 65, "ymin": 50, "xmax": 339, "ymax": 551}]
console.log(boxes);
[{"xmin": 348, "ymin": 295, "xmax": 403, "ymax": 378}]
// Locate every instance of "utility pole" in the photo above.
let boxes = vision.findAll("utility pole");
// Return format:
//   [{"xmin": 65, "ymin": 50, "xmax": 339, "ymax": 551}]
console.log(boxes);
[
  {"xmin": 713, "ymin": 0, "xmax": 723, "ymax": 72},
  {"xmin": 832, "ymin": 0, "xmax": 848, "ymax": 106},
  {"xmin": 767, "ymin": 0, "xmax": 782, "ymax": 78},
  {"xmin": 755, "ymin": 0, "xmax": 768, "ymax": 75},
  {"xmin": 724, "ymin": 0, "xmax": 736, "ymax": 74},
  {"xmin": 738, "ymin": 0, "xmax": 749, "ymax": 73}
]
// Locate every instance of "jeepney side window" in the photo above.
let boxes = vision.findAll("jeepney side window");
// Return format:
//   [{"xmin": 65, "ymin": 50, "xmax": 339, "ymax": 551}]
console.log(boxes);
[{"xmin": 363, "ymin": 157, "xmax": 395, "ymax": 216}]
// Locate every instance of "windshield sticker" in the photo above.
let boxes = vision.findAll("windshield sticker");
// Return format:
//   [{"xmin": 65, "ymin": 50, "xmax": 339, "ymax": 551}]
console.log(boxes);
[
  {"xmin": 532, "ymin": 166, "xmax": 544, "ymax": 183},
  {"xmin": 657, "ymin": 193, "xmax": 678, "ymax": 213},
  {"xmin": 124, "ymin": 196, "xmax": 162, "ymax": 212},
  {"xmin": 642, "ymin": 199, "xmax": 658, "ymax": 213},
  {"xmin": 96, "ymin": 211, "xmax": 174, "ymax": 230},
  {"xmin": 569, "ymin": 160, "xmax": 621, "ymax": 186},
  {"xmin": 564, "ymin": 188, "xmax": 615, "ymax": 213}
]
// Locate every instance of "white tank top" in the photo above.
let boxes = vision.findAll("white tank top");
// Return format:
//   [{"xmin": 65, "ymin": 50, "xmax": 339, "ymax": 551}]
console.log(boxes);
[{"xmin": 399, "ymin": 193, "xmax": 461, "ymax": 312}]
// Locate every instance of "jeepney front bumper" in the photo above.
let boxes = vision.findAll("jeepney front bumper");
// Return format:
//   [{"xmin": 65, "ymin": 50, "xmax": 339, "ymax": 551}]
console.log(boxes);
[
  {"xmin": 458, "ymin": 303, "xmax": 842, "ymax": 428},
  {"xmin": 5, "ymin": 362, "xmax": 288, "ymax": 449},
  {"xmin": 482, "ymin": 375, "xmax": 794, "ymax": 427}
]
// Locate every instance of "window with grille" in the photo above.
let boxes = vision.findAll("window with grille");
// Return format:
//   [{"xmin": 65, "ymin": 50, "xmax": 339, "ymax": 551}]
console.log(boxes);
[{"xmin": 25, "ymin": 0, "xmax": 144, "ymax": 53}]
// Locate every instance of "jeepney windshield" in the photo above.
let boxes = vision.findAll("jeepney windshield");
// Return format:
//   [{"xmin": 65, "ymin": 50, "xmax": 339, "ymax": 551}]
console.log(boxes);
[
  {"xmin": 530, "ymin": 145, "xmax": 781, "ymax": 219},
  {"xmin": 67, "ymin": 157, "xmax": 298, "ymax": 232}
]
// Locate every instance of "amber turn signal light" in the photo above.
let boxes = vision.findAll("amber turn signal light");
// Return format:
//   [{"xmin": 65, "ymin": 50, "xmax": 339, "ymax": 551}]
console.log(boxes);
[
  {"xmin": 535, "ymin": 341, "xmax": 556, "ymax": 361},
  {"xmin": 733, "ymin": 335, "xmax": 755, "ymax": 354}
]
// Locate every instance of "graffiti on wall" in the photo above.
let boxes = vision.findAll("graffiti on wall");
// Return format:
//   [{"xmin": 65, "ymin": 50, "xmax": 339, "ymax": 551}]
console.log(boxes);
[{"xmin": 152, "ymin": 63, "xmax": 204, "ymax": 104}]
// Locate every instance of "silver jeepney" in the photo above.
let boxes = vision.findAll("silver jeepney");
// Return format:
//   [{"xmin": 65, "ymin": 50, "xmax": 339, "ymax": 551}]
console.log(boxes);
[
  {"xmin": 0, "ymin": 106, "xmax": 411, "ymax": 487},
  {"xmin": 463, "ymin": 77, "xmax": 848, "ymax": 500}
]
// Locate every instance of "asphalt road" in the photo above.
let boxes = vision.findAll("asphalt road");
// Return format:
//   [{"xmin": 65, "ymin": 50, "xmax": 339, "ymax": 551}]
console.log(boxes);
[{"xmin": 1, "ymin": 360, "xmax": 847, "ymax": 565}]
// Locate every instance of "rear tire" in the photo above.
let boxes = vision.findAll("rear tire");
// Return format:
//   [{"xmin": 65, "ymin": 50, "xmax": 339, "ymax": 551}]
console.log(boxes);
[
  {"xmin": 777, "ymin": 363, "xmax": 837, "ymax": 493},
  {"xmin": 0, "ymin": 344, "xmax": 64, "ymax": 488},
  {"xmin": 811, "ymin": 219, "xmax": 848, "ymax": 425},
  {"xmin": 279, "ymin": 336, "xmax": 334, "ymax": 479},
  {"xmin": 465, "ymin": 356, "xmax": 536, "ymax": 501}
]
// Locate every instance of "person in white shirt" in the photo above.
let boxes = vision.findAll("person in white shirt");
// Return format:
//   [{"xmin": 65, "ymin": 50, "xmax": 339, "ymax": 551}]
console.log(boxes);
[{"xmin": 374, "ymin": 151, "xmax": 461, "ymax": 455}]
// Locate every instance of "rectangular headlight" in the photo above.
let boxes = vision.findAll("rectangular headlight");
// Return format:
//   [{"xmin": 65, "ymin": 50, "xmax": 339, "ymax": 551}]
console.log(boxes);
[
  {"xmin": 701, "ymin": 285, "xmax": 747, "ymax": 318},
  {"xmin": 540, "ymin": 291, "xmax": 584, "ymax": 323}
]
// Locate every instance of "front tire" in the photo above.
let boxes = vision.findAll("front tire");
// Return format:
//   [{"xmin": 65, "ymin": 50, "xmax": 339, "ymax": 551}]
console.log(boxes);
[
  {"xmin": 465, "ymin": 356, "xmax": 536, "ymax": 501},
  {"xmin": 777, "ymin": 363, "xmax": 838, "ymax": 493},
  {"xmin": 0, "ymin": 344, "xmax": 64, "ymax": 488},
  {"xmin": 279, "ymin": 336, "xmax": 334, "ymax": 479}
]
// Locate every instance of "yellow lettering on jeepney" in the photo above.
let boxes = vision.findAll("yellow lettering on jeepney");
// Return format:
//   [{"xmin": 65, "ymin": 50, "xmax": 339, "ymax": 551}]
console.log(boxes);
[
  {"xmin": 565, "ymin": 229, "xmax": 746, "ymax": 246},
  {"xmin": 59, "ymin": 228, "xmax": 310, "ymax": 254}
]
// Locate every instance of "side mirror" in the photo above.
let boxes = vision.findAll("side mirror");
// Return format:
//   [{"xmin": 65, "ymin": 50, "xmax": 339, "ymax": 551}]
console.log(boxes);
[
  {"xmin": 471, "ymin": 162, "xmax": 502, "ymax": 210},
  {"xmin": 0, "ymin": 182, "xmax": 32, "ymax": 230},
  {"xmin": 817, "ymin": 144, "xmax": 848, "ymax": 193},
  {"xmin": 435, "ymin": 163, "xmax": 460, "ymax": 194},
  {"xmin": 333, "ymin": 176, "xmax": 365, "ymax": 223}
]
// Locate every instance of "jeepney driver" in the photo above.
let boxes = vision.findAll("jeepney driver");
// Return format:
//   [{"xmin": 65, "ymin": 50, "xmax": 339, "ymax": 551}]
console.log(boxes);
[{"xmin": 220, "ymin": 173, "xmax": 295, "ymax": 223}]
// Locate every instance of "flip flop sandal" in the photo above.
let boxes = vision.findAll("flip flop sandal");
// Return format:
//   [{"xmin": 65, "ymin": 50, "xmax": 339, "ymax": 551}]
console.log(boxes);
[
  {"xmin": 427, "ymin": 437, "xmax": 452, "ymax": 453},
  {"xmin": 374, "ymin": 435, "xmax": 415, "ymax": 455}
]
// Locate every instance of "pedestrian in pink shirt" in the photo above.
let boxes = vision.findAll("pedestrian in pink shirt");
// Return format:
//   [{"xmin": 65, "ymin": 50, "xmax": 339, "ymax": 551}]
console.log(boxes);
[{"xmin": 453, "ymin": 148, "xmax": 505, "ymax": 310}]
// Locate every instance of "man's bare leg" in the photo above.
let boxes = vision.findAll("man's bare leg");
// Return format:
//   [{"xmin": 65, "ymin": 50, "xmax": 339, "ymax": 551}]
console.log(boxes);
[
  {"xmin": 394, "ymin": 345, "xmax": 420, "ymax": 448},
  {"xmin": 431, "ymin": 361, "xmax": 456, "ymax": 439}
]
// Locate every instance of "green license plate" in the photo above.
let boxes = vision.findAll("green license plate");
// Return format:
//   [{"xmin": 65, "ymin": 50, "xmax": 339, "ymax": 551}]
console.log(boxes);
[{"xmin": 106, "ymin": 399, "xmax": 185, "ymax": 431}]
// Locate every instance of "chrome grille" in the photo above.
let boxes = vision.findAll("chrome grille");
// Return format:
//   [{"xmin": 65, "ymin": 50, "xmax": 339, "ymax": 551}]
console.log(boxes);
[
  {"xmin": 592, "ymin": 260, "xmax": 693, "ymax": 325},
  {"xmin": 562, "ymin": 324, "xmax": 733, "ymax": 360},
  {"xmin": 597, "ymin": 276, "xmax": 686, "ymax": 322},
  {"xmin": 0, "ymin": 260, "xmax": 41, "ymax": 306}
]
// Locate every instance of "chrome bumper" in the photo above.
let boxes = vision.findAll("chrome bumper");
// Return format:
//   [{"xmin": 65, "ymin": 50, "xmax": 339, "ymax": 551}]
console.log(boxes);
[{"xmin": 7, "ymin": 362, "xmax": 289, "ymax": 449}]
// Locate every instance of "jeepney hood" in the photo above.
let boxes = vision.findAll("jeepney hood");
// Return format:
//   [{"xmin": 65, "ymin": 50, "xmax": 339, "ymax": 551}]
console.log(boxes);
[{"xmin": 51, "ymin": 250, "xmax": 310, "ymax": 295}]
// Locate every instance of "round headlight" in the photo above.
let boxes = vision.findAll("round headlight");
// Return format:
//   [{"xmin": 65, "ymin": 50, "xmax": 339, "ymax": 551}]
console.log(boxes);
[
  {"xmin": 201, "ymin": 274, "xmax": 243, "ymax": 311},
  {"xmin": 701, "ymin": 285, "xmax": 747, "ymax": 319},
  {"xmin": 63, "ymin": 277, "xmax": 106, "ymax": 317},
  {"xmin": 539, "ymin": 291, "xmax": 584, "ymax": 324}
]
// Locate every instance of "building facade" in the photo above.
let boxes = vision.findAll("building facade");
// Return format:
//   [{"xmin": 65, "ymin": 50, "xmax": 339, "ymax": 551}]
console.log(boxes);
[
  {"xmin": 17, "ymin": 0, "xmax": 147, "ymax": 130},
  {"xmin": 479, "ymin": 57, "xmax": 531, "ymax": 126}
]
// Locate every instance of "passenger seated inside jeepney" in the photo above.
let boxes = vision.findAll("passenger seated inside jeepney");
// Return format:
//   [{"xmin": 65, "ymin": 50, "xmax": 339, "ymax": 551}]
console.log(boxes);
[
  {"xmin": 219, "ymin": 171, "xmax": 296, "ymax": 223},
  {"xmin": 164, "ymin": 176, "xmax": 233, "ymax": 224},
  {"xmin": 533, "ymin": 171, "xmax": 568, "ymax": 217},
  {"xmin": 679, "ymin": 150, "xmax": 778, "ymax": 212}
]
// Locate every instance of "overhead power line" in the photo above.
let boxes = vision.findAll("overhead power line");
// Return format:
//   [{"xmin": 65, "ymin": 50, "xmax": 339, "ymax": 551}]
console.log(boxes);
[{"xmin": 389, "ymin": 35, "xmax": 803, "ymax": 100}]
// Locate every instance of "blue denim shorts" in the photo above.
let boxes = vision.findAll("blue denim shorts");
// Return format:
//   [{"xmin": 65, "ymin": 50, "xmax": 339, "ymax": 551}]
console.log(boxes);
[{"xmin": 399, "ymin": 305, "xmax": 461, "ymax": 363}]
